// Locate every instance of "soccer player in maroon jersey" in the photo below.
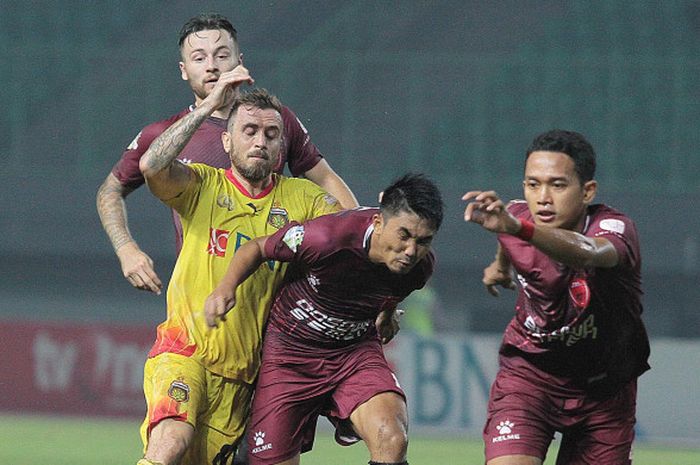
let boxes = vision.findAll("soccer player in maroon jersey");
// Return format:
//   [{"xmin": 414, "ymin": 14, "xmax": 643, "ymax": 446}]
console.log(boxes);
[
  {"xmin": 463, "ymin": 129, "xmax": 650, "ymax": 465},
  {"xmin": 96, "ymin": 13, "xmax": 357, "ymax": 295},
  {"xmin": 205, "ymin": 174, "xmax": 444, "ymax": 465}
]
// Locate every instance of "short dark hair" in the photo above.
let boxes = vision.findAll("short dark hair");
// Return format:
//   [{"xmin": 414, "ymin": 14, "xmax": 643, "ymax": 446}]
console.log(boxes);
[
  {"xmin": 526, "ymin": 129, "xmax": 596, "ymax": 183},
  {"xmin": 228, "ymin": 88, "xmax": 283, "ymax": 128},
  {"xmin": 178, "ymin": 13, "xmax": 238, "ymax": 49},
  {"xmin": 380, "ymin": 173, "xmax": 444, "ymax": 231}
]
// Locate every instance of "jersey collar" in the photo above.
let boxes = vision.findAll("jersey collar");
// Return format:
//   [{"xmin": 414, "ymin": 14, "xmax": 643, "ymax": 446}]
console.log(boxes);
[{"xmin": 225, "ymin": 169, "xmax": 275, "ymax": 199}]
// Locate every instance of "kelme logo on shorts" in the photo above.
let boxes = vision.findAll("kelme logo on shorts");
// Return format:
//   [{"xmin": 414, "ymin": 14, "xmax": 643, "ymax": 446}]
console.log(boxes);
[{"xmin": 168, "ymin": 381, "xmax": 190, "ymax": 403}]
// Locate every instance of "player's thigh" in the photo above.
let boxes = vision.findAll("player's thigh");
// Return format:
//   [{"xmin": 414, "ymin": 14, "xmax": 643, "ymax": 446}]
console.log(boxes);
[
  {"xmin": 487, "ymin": 454, "xmax": 543, "ymax": 465},
  {"xmin": 189, "ymin": 373, "xmax": 253, "ymax": 465},
  {"xmin": 141, "ymin": 354, "xmax": 206, "ymax": 443},
  {"xmin": 556, "ymin": 381, "xmax": 637, "ymax": 465},
  {"xmin": 141, "ymin": 354, "xmax": 207, "ymax": 462},
  {"xmin": 483, "ymin": 373, "xmax": 554, "ymax": 463},
  {"xmin": 247, "ymin": 359, "xmax": 327, "ymax": 465}
]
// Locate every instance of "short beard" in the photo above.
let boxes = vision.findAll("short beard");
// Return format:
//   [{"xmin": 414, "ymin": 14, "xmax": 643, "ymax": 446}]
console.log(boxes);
[{"xmin": 231, "ymin": 154, "xmax": 274, "ymax": 183}]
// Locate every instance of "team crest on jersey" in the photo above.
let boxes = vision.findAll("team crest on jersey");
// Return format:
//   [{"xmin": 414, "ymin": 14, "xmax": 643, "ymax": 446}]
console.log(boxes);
[
  {"xmin": 168, "ymin": 380, "xmax": 190, "ymax": 403},
  {"xmin": 569, "ymin": 277, "xmax": 591, "ymax": 309},
  {"xmin": 267, "ymin": 204, "xmax": 289, "ymax": 229},
  {"xmin": 217, "ymin": 194, "xmax": 235, "ymax": 211},
  {"xmin": 282, "ymin": 225, "xmax": 305, "ymax": 252},
  {"xmin": 323, "ymin": 193, "xmax": 338, "ymax": 206},
  {"xmin": 208, "ymin": 228, "xmax": 230, "ymax": 257}
]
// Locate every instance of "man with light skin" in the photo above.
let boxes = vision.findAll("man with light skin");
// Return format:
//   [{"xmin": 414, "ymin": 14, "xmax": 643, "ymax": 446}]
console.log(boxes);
[
  {"xmin": 97, "ymin": 13, "xmax": 357, "ymax": 295},
  {"xmin": 463, "ymin": 129, "xmax": 650, "ymax": 465},
  {"xmin": 205, "ymin": 174, "xmax": 444, "ymax": 465},
  {"xmin": 136, "ymin": 78, "xmax": 342, "ymax": 464}
]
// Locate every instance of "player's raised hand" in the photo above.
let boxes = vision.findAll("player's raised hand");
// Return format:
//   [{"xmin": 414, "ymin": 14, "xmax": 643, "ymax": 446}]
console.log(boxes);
[
  {"xmin": 117, "ymin": 242, "xmax": 163, "ymax": 295},
  {"xmin": 462, "ymin": 190, "xmax": 519, "ymax": 234},
  {"xmin": 203, "ymin": 64, "xmax": 254, "ymax": 111},
  {"xmin": 204, "ymin": 288, "xmax": 237, "ymax": 328},
  {"xmin": 482, "ymin": 260, "xmax": 516, "ymax": 297}
]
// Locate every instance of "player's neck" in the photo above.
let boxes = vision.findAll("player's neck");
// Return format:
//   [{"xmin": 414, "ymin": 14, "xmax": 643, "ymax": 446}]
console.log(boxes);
[{"xmin": 227, "ymin": 168, "xmax": 274, "ymax": 198}]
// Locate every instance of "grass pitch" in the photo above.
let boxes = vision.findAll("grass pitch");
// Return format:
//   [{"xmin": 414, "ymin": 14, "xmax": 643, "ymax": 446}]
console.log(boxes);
[{"xmin": 1, "ymin": 414, "xmax": 698, "ymax": 464}]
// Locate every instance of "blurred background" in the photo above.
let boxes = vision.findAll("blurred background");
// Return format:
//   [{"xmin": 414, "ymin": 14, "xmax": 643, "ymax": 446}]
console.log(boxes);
[{"xmin": 1, "ymin": 0, "xmax": 698, "ymax": 456}]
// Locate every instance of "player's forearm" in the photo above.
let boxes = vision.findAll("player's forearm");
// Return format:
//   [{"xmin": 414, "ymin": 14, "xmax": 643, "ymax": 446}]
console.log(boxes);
[
  {"xmin": 219, "ymin": 238, "xmax": 269, "ymax": 290},
  {"xmin": 139, "ymin": 105, "xmax": 212, "ymax": 178},
  {"xmin": 326, "ymin": 179, "xmax": 359, "ymax": 209},
  {"xmin": 96, "ymin": 174, "xmax": 135, "ymax": 252},
  {"xmin": 521, "ymin": 222, "xmax": 618, "ymax": 268},
  {"xmin": 304, "ymin": 161, "xmax": 359, "ymax": 209},
  {"xmin": 493, "ymin": 244, "xmax": 511, "ymax": 271}
]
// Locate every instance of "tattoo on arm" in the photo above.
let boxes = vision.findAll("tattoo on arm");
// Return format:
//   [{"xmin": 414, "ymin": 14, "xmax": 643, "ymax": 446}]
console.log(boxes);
[
  {"xmin": 96, "ymin": 175, "xmax": 136, "ymax": 252},
  {"xmin": 141, "ymin": 110, "xmax": 211, "ymax": 173}
]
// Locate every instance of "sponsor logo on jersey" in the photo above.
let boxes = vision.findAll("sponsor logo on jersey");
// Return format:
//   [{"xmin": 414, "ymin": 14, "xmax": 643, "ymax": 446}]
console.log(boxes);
[
  {"xmin": 217, "ymin": 194, "xmax": 235, "ymax": 211},
  {"xmin": 282, "ymin": 225, "xmax": 305, "ymax": 253},
  {"xmin": 251, "ymin": 431, "xmax": 273, "ymax": 454},
  {"xmin": 290, "ymin": 298, "xmax": 372, "ymax": 341},
  {"xmin": 267, "ymin": 204, "xmax": 289, "ymax": 229},
  {"xmin": 168, "ymin": 380, "xmax": 190, "ymax": 403},
  {"xmin": 599, "ymin": 218, "xmax": 625, "ymax": 234},
  {"xmin": 569, "ymin": 278, "xmax": 591, "ymax": 309},
  {"xmin": 492, "ymin": 420, "xmax": 520, "ymax": 443},
  {"xmin": 207, "ymin": 228, "xmax": 230, "ymax": 257}
]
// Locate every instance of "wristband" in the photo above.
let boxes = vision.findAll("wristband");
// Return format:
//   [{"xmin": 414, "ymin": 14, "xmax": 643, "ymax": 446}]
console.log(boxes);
[{"xmin": 516, "ymin": 219, "xmax": 535, "ymax": 241}]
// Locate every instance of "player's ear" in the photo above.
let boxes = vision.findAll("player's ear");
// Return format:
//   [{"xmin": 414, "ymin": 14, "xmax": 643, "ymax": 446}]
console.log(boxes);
[
  {"xmin": 582, "ymin": 180, "xmax": 597, "ymax": 204},
  {"xmin": 179, "ymin": 61, "xmax": 188, "ymax": 81},
  {"xmin": 372, "ymin": 213, "xmax": 384, "ymax": 234},
  {"xmin": 221, "ymin": 131, "xmax": 231, "ymax": 153}
]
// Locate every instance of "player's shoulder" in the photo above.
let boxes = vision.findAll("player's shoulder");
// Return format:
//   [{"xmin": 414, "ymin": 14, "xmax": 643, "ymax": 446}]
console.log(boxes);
[
  {"xmin": 587, "ymin": 204, "xmax": 637, "ymax": 236},
  {"xmin": 139, "ymin": 107, "xmax": 191, "ymax": 138}
]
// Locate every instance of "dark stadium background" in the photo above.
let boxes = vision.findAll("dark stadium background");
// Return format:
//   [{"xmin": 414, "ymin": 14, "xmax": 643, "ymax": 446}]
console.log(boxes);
[{"xmin": 0, "ymin": 0, "xmax": 698, "ymax": 456}]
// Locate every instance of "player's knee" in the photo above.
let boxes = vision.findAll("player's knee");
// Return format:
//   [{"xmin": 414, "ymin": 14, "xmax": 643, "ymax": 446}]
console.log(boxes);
[
  {"xmin": 366, "ymin": 423, "xmax": 408, "ymax": 457},
  {"xmin": 136, "ymin": 460, "xmax": 164, "ymax": 465}
]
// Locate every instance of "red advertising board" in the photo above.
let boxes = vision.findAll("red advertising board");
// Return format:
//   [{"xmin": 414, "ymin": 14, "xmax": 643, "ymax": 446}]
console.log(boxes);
[{"xmin": 0, "ymin": 320, "xmax": 153, "ymax": 417}]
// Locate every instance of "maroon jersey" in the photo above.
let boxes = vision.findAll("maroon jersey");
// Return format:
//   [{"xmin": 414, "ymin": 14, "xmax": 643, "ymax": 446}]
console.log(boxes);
[
  {"xmin": 498, "ymin": 201, "xmax": 650, "ymax": 391},
  {"xmin": 111, "ymin": 105, "xmax": 323, "ymax": 251},
  {"xmin": 263, "ymin": 208, "xmax": 435, "ymax": 348}
]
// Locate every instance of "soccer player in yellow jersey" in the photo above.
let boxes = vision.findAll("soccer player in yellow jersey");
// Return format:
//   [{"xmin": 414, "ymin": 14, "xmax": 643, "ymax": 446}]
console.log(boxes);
[{"xmin": 137, "ymin": 62, "xmax": 341, "ymax": 465}]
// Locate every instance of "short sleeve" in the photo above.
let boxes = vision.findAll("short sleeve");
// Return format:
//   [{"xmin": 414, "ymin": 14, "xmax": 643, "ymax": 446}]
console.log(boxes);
[
  {"xmin": 111, "ymin": 123, "xmax": 166, "ymax": 189},
  {"xmin": 588, "ymin": 213, "xmax": 640, "ymax": 269},
  {"xmin": 162, "ymin": 163, "xmax": 206, "ymax": 220},
  {"xmin": 281, "ymin": 106, "xmax": 324, "ymax": 176}
]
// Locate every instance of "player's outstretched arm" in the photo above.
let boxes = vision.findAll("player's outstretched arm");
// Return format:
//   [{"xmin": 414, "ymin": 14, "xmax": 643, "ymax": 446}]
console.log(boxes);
[
  {"xmin": 204, "ymin": 236, "xmax": 269, "ymax": 328},
  {"xmin": 304, "ymin": 159, "xmax": 359, "ymax": 209},
  {"xmin": 140, "ymin": 65, "xmax": 253, "ymax": 201},
  {"xmin": 96, "ymin": 173, "xmax": 162, "ymax": 294},
  {"xmin": 463, "ymin": 190, "xmax": 619, "ymax": 269}
]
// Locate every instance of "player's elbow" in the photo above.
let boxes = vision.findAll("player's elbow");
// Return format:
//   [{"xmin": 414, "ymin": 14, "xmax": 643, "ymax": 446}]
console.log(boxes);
[{"xmin": 138, "ymin": 154, "xmax": 156, "ymax": 179}]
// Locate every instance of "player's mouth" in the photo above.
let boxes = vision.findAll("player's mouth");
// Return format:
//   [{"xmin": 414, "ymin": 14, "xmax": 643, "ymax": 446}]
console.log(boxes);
[
  {"xmin": 248, "ymin": 151, "xmax": 269, "ymax": 160},
  {"xmin": 536, "ymin": 210, "xmax": 556, "ymax": 223},
  {"xmin": 204, "ymin": 76, "xmax": 219, "ymax": 86}
]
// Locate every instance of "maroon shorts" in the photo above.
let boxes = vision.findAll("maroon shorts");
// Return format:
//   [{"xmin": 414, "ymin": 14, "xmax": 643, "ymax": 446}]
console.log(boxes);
[
  {"xmin": 247, "ymin": 333, "xmax": 405, "ymax": 465},
  {"xmin": 483, "ymin": 368, "xmax": 637, "ymax": 465}
]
